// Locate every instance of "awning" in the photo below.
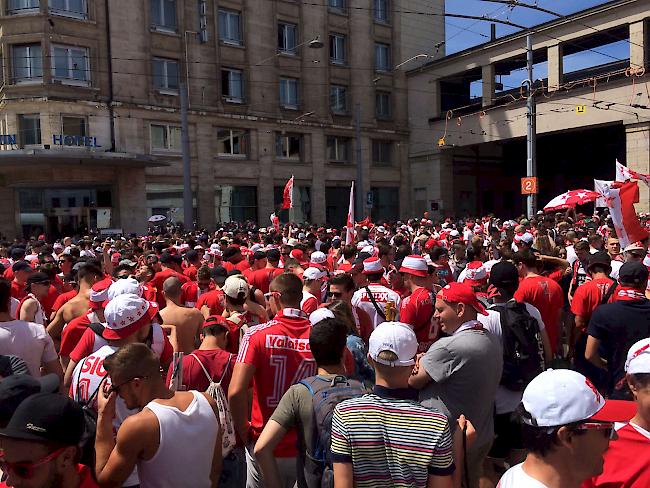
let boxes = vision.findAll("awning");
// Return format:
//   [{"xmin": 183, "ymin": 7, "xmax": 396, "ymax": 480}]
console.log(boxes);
[{"xmin": 0, "ymin": 149, "xmax": 169, "ymax": 168}]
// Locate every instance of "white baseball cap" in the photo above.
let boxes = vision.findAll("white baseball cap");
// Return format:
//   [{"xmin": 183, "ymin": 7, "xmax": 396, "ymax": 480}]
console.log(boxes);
[
  {"xmin": 222, "ymin": 276, "xmax": 249, "ymax": 298},
  {"xmin": 626, "ymin": 338, "xmax": 650, "ymax": 374},
  {"xmin": 399, "ymin": 255, "xmax": 428, "ymax": 277},
  {"xmin": 303, "ymin": 267, "xmax": 326, "ymax": 281},
  {"xmin": 310, "ymin": 251, "xmax": 327, "ymax": 265},
  {"xmin": 107, "ymin": 278, "xmax": 143, "ymax": 301},
  {"xmin": 362, "ymin": 257, "xmax": 383, "ymax": 275},
  {"xmin": 369, "ymin": 322, "xmax": 418, "ymax": 367},
  {"xmin": 103, "ymin": 294, "xmax": 159, "ymax": 341},
  {"xmin": 522, "ymin": 369, "xmax": 636, "ymax": 427},
  {"xmin": 309, "ymin": 308, "xmax": 335, "ymax": 326}
]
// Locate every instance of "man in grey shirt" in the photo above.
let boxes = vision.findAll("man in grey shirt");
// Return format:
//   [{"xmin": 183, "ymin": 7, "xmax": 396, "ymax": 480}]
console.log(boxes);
[{"xmin": 410, "ymin": 282, "xmax": 502, "ymax": 488}]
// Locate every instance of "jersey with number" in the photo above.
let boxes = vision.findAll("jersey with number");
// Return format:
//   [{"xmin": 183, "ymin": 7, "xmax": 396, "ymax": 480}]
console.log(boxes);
[
  {"xmin": 399, "ymin": 287, "xmax": 436, "ymax": 352},
  {"xmin": 70, "ymin": 345, "xmax": 139, "ymax": 487},
  {"xmin": 351, "ymin": 283, "xmax": 401, "ymax": 329},
  {"xmin": 236, "ymin": 308, "xmax": 316, "ymax": 457}
]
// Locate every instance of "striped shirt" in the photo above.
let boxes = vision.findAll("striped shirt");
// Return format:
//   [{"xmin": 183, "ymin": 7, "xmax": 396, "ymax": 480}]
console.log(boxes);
[{"xmin": 331, "ymin": 386, "xmax": 455, "ymax": 487}]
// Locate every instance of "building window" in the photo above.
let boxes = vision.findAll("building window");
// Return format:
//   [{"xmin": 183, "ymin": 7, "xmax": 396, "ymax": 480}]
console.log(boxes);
[
  {"xmin": 328, "ymin": 0, "xmax": 345, "ymax": 13},
  {"xmin": 372, "ymin": 140, "xmax": 392, "ymax": 166},
  {"xmin": 221, "ymin": 69, "xmax": 244, "ymax": 102},
  {"xmin": 278, "ymin": 22, "xmax": 297, "ymax": 54},
  {"xmin": 62, "ymin": 116, "xmax": 87, "ymax": 137},
  {"xmin": 215, "ymin": 185, "xmax": 257, "ymax": 223},
  {"xmin": 374, "ymin": 0, "xmax": 389, "ymax": 23},
  {"xmin": 327, "ymin": 136, "xmax": 350, "ymax": 163},
  {"xmin": 218, "ymin": 9, "xmax": 242, "ymax": 45},
  {"xmin": 329, "ymin": 34, "xmax": 346, "ymax": 65},
  {"xmin": 217, "ymin": 129, "xmax": 248, "ymax": 156},
  {"xmin": 375, "ymin": 43, "xmax": 390, "ymax": 72},
  {"xmin": 274, "ymin": 186, "xmax": 311, "ymax": 222},
  {"xmin": 12, "ymin": 44, "xmax": 42, "ymax": 82},
  {"xmin": 7, "ymin": 0, "xmax": 39, "ymax": 14},
  {"xmin": 151, "ymin": 0, "xmax": 177, "ymax": 31},
  {"xmin": 279, "ymin": 77, "xmax": 299, "ymax": 109},
  {"xmin": 371, "ymin": 187, "xmax": 399, "ymax": 221},
  {"xmin": 49, "ymin": 0, "xmax": 87, "ymax": 18},
  {"xmin": 376, "ymin": 90, "xmax": 391, "ymax": 118},
  {"xmin": 152, "ymin": 57, "xmax": 179, "ymax": 92},
  {"xmin": 52, "ymin": 45, "xmax": 89, "ymax": 84},
  {"xmin": 18, "ymin": 114, "xmax": 41, "ymax": 146},
  {"xmin": 276, "ymin": 133, "xmax": 301, "ymax": 160},
  {"xmin": 150, "ymin": 124, "xmax": 181, "ymax": 152},
  {"xmin": 330, "ymin": 84, "xmax": 348, "ymax": 114}
]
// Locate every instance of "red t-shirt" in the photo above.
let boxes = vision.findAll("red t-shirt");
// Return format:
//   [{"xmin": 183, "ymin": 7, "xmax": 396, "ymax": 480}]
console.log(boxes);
[
  {"xmin": 399, "ymin": 287, "xmax": 435, "ymax": 350},
  {"xmin": 10, "ymin": 280, "xmax": 27, "ymax": 301},
  {"xmin": 570, "ymin": 277, "xmax": 616, "ymax": 324},
  {"xmin": 60, "ymin": 312, "xmax": 92, "ymax": 357},
  {"xmin": 223, "ymin": 260, "xmax": 251, "ymax": 273},
  {"xmin": 250, "ymin": 267, "xmax": 283, "ymax": 294},
  {"xmin": 236, "ymin": 308, "xmax": 316, "ymax": 457},
  {"xmin": 41, "ymin": 285, "xmax": 61, "ymax": 318},
  {"xmin": 52, "ymin": 289, "xmax": 78, "ymax": 313},
  {"xmin": 300, "ymin": 291, "xmax": 320, "ymax": 315},
  {"xmin": 148, "ymin": 268, "xmax": 190, "ymax": 307},
  {"xmin": 181, "ymin": 282, "xmax": 215, "ymax": 307},
  {"xmin": 183, "ymin": 265, "xmax": 198, "ymax": 281},
  {"xmin": 582, "ymin": 422, "xmax": 650, "ymax": 488},
  {"xmin": 166, "ymin": 348, "xmax": 235, "ymax": 392},
  {"xmin": 3, "ymin": 266, "xmax": 14, "ymax": 281},
  {"xmin": 514, "ymin": 275, "xmax": 564, "ymax": 354},
  {"xmin": 196, "ymin": 289, "xmax": 225, "ymax": 316}
]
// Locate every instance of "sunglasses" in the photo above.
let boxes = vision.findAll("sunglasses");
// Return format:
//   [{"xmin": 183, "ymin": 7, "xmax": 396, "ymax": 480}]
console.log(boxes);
[
  {"xmin": 264, "ymin": 291, "xmax": 280, "ymax": 300},
  {"xmin": 117, "ymin": 275, "xmax": 131, "ymax": 279},
  {"xmin": 108, "ymin": 376, "xmax": 147, "ymax": 395},
  {"xmin": 574, "ymin": 422, "xmax": 616, "ymax": 439},
  {"xmin": 330, "ymin": 292, "xmax": 344, "ymax": 298},
  {"xmin": 0, "ymin": 447, "xmax": 67, "ymax": 479}
]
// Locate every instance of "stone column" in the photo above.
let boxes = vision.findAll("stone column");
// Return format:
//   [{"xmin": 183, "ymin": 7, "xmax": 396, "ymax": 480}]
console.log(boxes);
[
  {"xmin": 481, "ymin": 64, "xmax": 495, "ymax": 107},
  {"xmin": 630, "ymin": 21, "xmax": 647, "ymax": 70},
  {"xmin": 311, "ymin": 131, "xmax": 326, "ymax": 224},
  {"xmin": 116, "ymin": 168, "xmax": 147, "ymax": 235},
  {"xmin": 547, "ymin": 44, "xmax": 563, "ymax": 92},
  {"xmin": 195, "ymin": 121, "xmax": 215, "ymax": 229},
  {"xmin": 626, "ymin": 123, "xmax": 650, "ymax": 212},
  {"xmin": 257, "ymin": 130, "xmax": 275, "ymax": 225}
]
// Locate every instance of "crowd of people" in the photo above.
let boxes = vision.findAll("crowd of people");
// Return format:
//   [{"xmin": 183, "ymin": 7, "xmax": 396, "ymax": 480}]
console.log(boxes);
[{"xmin": 0, "ymin": 210, "xmax": 649, "ymax": 487}]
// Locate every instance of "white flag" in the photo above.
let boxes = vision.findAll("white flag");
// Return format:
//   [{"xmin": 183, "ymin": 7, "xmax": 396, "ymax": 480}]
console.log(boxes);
[
  {"xmin": 345, "ymin": 182, "xmax": 355, "ymax": 245},
  {"xmin": 594, "ymin": 179, "xmax": 613, "ymax": 208}
]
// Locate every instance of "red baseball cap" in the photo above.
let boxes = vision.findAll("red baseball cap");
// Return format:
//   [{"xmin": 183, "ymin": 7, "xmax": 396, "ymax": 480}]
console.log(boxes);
[{"xmin": 436, "ymin": 282, "xmax": 488, "ymax": 315}]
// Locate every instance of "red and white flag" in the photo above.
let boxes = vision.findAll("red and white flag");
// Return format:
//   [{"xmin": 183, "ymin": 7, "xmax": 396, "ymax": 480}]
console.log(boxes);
[
  {"xmin": 270, "ymin": 212, "xmax": 280, "ymax": 232},
  {"xmin": 345, "ymin": 182, "xmax": 355, "ymax": 245},
  {"xmin": 282, "ymin": 176, "xmax": 294, "ymax": 210},
  {"xmin": 616, "ymin": 160, "xmax": 650, "ymax": 188},
  {"xmin": 604, "ymin": 180, "xmax": 649, "ymax": 248}
]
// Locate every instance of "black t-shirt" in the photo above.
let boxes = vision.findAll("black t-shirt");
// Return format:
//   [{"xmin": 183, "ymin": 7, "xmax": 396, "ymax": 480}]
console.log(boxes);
[{"xmin": 588, "ymin": 299, "xmax": 650, "ymax": 398}]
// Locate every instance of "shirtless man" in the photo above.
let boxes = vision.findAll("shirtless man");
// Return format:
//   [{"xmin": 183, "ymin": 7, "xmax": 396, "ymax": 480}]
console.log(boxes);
[
  {"xmin": 46, "ymin": 264, "xmax": 103, "ymax": 345},
  {"xmin": 160, "ymin": 276, "xmax": 204, "ymax": 353}
]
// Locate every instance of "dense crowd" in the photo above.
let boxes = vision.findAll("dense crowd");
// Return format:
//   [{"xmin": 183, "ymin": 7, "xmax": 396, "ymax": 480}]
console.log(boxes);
[{"xmin": 0, "ymin": 210, "xmax": 649, "ymax": 488}]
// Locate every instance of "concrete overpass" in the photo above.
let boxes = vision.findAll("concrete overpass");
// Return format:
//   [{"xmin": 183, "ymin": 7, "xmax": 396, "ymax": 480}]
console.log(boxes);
[{"xmin": 407, "ymin": 0, "xmax": 650, "ymax": 217}]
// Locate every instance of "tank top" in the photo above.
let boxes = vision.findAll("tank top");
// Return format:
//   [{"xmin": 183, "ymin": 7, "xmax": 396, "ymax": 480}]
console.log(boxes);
[
  {"xmin": 138, "ymin": 391, "xmax": 218, "ymax": 488},
  {"xmin": 16, "ymin": 293, "xmax": 47, "ymax": 325}
]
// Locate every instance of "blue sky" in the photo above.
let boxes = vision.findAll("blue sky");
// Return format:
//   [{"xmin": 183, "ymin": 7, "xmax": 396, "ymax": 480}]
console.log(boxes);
[{"xmin": 444, "ymin": 0, "xmax": 631, "ymax": 96}]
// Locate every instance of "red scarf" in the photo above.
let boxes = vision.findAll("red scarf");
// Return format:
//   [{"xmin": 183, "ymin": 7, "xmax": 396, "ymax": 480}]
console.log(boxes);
[{"xmin": 616, "ymin": 286, "xmax": 646, "ymax": 301}]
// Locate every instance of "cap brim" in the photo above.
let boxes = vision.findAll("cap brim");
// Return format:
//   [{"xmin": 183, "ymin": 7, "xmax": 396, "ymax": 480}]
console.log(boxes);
[
  {"xmin": 399, "ymin": 267, "xmax": 428, "ymax": 278},
  {"xmin": 464, "ymin": 278, "xmax": 487, "ymax": 288},
  {"xmin": 0, "ymin": 425, "xmax": 49, "ymax": 442},
  {"xmin": 472, "ymin": 302, "xmax": 489, "ymax": 316},
  {"xmin": 590, "ymin": 400, "xmax": 637, "ymax": 423},
  {"xmin": 103, "ymin": 302, "xmax": 158, "ymax": 340}
]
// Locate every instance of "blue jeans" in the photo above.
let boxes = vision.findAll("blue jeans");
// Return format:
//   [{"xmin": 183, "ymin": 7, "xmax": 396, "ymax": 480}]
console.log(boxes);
[{"xmin": 220, "ymin": 447, "xmax": 246, "ymax": 488}]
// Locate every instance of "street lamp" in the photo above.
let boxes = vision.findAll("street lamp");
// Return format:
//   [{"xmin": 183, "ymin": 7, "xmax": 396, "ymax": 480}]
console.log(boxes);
[{"xmin": 254, "ymin": 36, "xmax": 324, "ymax": 66}]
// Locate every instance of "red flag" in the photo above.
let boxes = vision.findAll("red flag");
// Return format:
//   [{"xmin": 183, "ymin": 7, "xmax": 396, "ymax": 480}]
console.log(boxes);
[
  {"xmin": 357, "ymin": 216, "xmax": 372, "ymax": 228},
  {"xmin": 605, "ymin": 181, "xmax": 648, "ymax": 248},
  {"xmin": 282, "ymin": 176, "xmax": 294, "ymax": 210},
  {"xmin": 345, "ymin": 182, "xmax": 355, "ymax": 245}
]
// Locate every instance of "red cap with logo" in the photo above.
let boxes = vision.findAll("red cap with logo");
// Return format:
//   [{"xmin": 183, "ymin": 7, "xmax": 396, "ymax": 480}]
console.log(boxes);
[{"xmin": 436, "ymin": 282, "xmax": 488, "ymax": 315}]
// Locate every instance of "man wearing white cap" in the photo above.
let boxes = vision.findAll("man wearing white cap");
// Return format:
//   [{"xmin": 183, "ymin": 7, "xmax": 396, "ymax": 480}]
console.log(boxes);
[
  {"xmin": 301, "ymin": 267, "xmax": 325, "ymax": 315},
  {"xmin": 331, "ymin": 321, "xmax": 455, "ymax": 488},
  {"xmin": 498, "ymin": 369, "xmax": 636, "ymax": 488},
  {"xmin": 399, "ymin": 255, "xmax": 437, "ymax": 352},
  {"xmin": 351, "ymin": 257, "xmax": 401, "ymax": 329},
  {"xmin": 584, "ymin": 338, "xmax": 650, "ymax": 487}
]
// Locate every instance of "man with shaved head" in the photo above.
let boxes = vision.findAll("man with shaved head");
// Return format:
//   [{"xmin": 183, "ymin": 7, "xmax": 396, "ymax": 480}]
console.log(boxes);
[{"xmin": 160, "ymin": 276, "xmax": 204, "ymax": 353}]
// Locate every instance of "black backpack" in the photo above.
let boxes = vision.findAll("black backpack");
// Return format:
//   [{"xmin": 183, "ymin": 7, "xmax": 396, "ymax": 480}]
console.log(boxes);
[
  {"xmin": 490, "ymin": 301, "xmax": 545, "ymax": 391},
  {"xmin": 74, "ymin": 361, "xmax": 105, "ymax": 478},
  {"xmin": 299, "ymin": 375, "xmax": 367, "ymax": 488}
]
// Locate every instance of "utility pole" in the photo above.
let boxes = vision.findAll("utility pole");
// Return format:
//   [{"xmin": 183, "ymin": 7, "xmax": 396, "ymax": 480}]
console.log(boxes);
[
  {"xmin": 354, "ymin": 103, "xmax": 364, "ymax": 219},
  {"xmin": 180, "ymin": 82, "xmax": 193, "ymax": 229},
  {"xmin": 526, "ymin": 33, "xmax": 537, "ymax": 218}
]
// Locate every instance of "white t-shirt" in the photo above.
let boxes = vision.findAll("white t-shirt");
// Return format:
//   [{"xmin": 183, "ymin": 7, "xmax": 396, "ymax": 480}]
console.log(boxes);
[
  {"xmin": 478, "ymin": 302, "xmax": 546, "ymax": 415},
  {"xmin": 352, "ymin": 283, "xmax": 401, "ymax": 329},
  {"xmin": 9, "ymin": 297, "xmax": 19, "ymax": 319},
  {"xmin": 610, "ymin": 260, "xmax": 623, "ymax": 280},
  {"xmin": 498, "ymin": 463, "xmax": 548, "ymax": 488},
  {"xmin": 71, "ymin": 345, "xmax": 139, "ymax": 487},
  {"xmin": 0, "ymin": 319, "xmax": 58, "ymax": 376}
]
